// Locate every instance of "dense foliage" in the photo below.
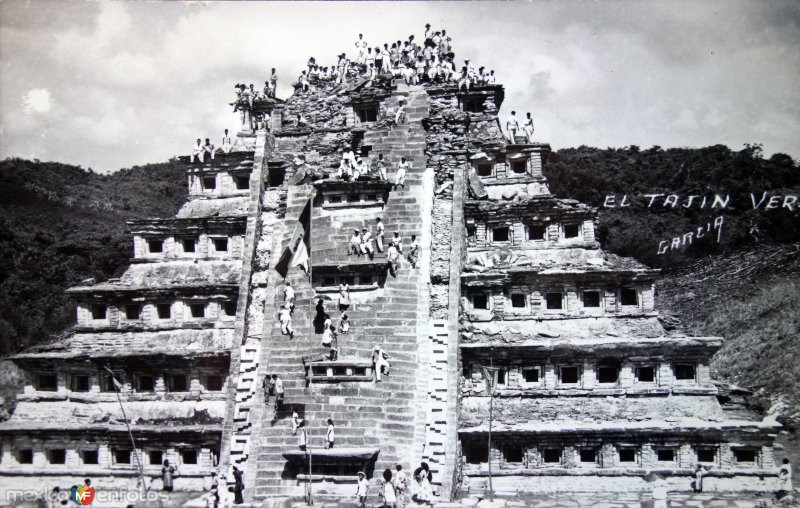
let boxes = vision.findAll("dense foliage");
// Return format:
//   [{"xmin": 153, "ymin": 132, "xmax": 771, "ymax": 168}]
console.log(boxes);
[
  {"xmin": 0, "ymin": 158, "xmax": 187, "ymax": 355},
  {"xmin": 545, "ymin": 144, "xmax": 800, "ymax": 268}
]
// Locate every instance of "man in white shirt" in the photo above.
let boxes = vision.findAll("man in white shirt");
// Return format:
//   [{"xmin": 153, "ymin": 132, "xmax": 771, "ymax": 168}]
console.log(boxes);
[
  {"xmin": 356, "ymin": 472, "xmax": 369, "ymax": 508},
  {"xmin": 355, "ymin": 34, "xmax": 368, "ymax": 65},
  {"xmin": 380, "ymin": 45, "xmax": 391, "ymax": 73},
  {"xmin": 360, "ymin": 227, "xmax": 374, "ymax": 257},
  {"xmin": 203, "ymin": 138, "xmax": 216, "ymax": 161},
  {"xmin": 375, "ymin": 218, "xmax": 385, "ymax": 252},
  {"xmin": 284, "ymin": 282, "xmax": 295, "ymax": 313},
  {"xmin": 387, "ymin": 242, "xmax": 400, "ymax": 277},
  {"xmin": 523, "ymin": 112, "xmax": 535, "ymax": 142},
  {"xmin": 375, "ymin": 153, "xmax": 387, "ymax": 181},
  {"xmin": 407, "ymin": 235, "xmax": 420, "ymax": 268},
  {"xmin": 395, "ymin": 156, "xmax": 409, "ymax": 189},
  {"xmin": 278, "ymin": 304, "xmax": 293, "ymax": 338},
  {"xmin": 269, "ymin": 68, "xmax": 278, "ymax": 97},
  {"xmin": 272, "ymin": 374, "xmax": 284, "ymax": 410},
  {"xmin": 349, "ymin": 229, "xmax": 362, "ymax": 256},
  {"xmin": 506, "ymin": 110, "xmax": 520, "ymax": 142},
  {"xmin": 221, "ymin": 129, "xmax": 232, "ymax": 154},
  {"xmin": 191, "ymin": 138, "xmax": 204, "ymax": 163},
  {"xmin": 365, "ymin": 47, "xmax": 376, "ymax": 69}
]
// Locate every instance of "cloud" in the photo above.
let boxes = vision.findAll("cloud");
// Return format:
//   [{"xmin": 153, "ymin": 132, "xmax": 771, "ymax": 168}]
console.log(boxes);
[{"xmin": 22, "ymin": 88, "xmax": 52, "ymax": 114}]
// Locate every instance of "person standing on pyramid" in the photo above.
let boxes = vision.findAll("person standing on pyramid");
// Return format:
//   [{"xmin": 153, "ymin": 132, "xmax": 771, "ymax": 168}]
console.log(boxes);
[
  {"xmin": 395, "ymin": 156, "xmax": 409, "ymax": 189},
  {"xmin": 407, "ymin": 235, "xmax": 420, "ymax": 268},
  {"xmin": 338, "ymin": 283, "xmax": 351, "ymax": 311},
  {"xmin": 523, "ymin": 112, "xmax": 535, "ymax": 142},
  {"xmin": 387, "ymin": 242, "xmax": 400, "ymax": 278},
  {"xmin": 278, "ymin": 304, "xmax": 293, "ymax": 338},
  {"xmin": 283, "ymin": 281, "xmax": 295, "ymax": 314},
  {"xmin": 355, "ymin": 34, "xmax": 368, "ymax": 65},
  {"xmin": 356, "ymin": 472, "xmax": 370, "ymax": 508},
  {"xmin": 272, "ymin": 374, "xmax": 284, "ymax": 411},
  {"xmin": 325, "ymin": 419, "xmax": 335, "ymax": 449},
  {"xmin": 375, "ymin": 218, "xmax": 385, "ymax": 252},
  {"xmin": 506, "ymin": 110, "xmax": 520, "ymax": 142}
]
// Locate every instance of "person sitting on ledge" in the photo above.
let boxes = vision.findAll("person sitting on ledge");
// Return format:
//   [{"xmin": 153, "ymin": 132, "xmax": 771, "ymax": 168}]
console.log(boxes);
[
  {"xmin": 247, "ymin": 83, "xmax": 257, "ymax": 108},
  {"xmin": 349, "ymin": 229, "xmax": 362, "ymax": 255},
  {"xmin": 487, "ymin": 69, "xmax": 496, "ymax": 84},
  {"xmin": 354, "ymin": 157, "xmax": 369, "ymax": 180},
  {"xmin": 339, "ymin": 313, "xmax": 350, "ymax": 334},
  {"xmin": 393, "ymin": 232, "xmax": 403, "ymax": 253},
  {"xmin": 203, "ymin": 138, "xmax": 216, "ymax": 161},
  {"xmin": 457, "ymin": 66, "xmax": 471, "ymax": 91},
  {"xmin": 337, "ymin": 155, "xmax": 353, "ymax": 181},
  {"xmin": 476, "ymin": 66, "xmax": 487, "ymax": 85},
  {"xmin": 366, "ymin": 47, "xmax": 376, "ymax": 69},
  {"xmin": 361, "ymin": 227, "xmax": 375, "ymax": 258},
  {"xmin": 321, "ymin": 317, "xmax": 334, "ymax": 348},
  {"xmin": 221, "ymin": 129, "xmax": 232, "ymax": 154},
  {"xmin": 231, "ymin": 83, "xmax": 245, "ymax": 112},
  {"xmin": 191, "ymin": 138, "xmax": 204, "ymax": 163},
  {"xmin": 298, "ymin": 70, "xmax": 309, "ymax": 91}
]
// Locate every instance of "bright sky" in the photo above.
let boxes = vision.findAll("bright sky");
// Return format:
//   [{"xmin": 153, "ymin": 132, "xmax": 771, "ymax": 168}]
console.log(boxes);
[{"xmin": 1, "ymin": 1, "xmax": 799, "ymax": 173}]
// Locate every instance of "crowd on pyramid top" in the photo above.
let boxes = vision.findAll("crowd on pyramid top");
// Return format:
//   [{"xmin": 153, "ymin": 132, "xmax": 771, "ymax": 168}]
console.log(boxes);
[
  {"xmin": 295, "ymin": 25, "xmax": 497, "ymax": 90},
  {"xmin": 225, "ymin": 25, "xmax": 499, "ymax": 124}
]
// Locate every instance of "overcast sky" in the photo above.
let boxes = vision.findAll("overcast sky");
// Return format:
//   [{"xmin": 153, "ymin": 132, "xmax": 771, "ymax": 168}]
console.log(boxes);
[{"xmin": 1, "ymin": 1, "xmax": 799, "ymax": 173}]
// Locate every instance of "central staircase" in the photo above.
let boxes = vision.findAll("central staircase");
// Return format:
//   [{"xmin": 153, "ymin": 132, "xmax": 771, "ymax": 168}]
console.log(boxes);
[{"xmin": 246, "ymin": 85, "xmax": 434, "ymax": 502}]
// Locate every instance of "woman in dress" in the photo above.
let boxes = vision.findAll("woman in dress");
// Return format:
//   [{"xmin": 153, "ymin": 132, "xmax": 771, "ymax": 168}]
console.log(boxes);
[
  {"xmin": 416, "ymin": 464, "xmax": 432, "ymax": 504},
  {"xmin": 339, "ymin": 313, "xmax": 350, "ymax": 334},
  {"xmin": 321, "ymin": 316, "xmax": 333, "ymax": 348},
  {"xmin": 338, "ymin": 283, "xmax": 351, "ymax": 312},
  {"xmin": 381, "ymin": 468, "xmax": 397, "ymax": 508}
]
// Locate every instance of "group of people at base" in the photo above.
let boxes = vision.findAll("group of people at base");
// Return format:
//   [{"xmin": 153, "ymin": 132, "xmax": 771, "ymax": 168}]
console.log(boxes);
[{"xmin": 357, "ymin": 462, "xmax": 434, "ymax": 508}]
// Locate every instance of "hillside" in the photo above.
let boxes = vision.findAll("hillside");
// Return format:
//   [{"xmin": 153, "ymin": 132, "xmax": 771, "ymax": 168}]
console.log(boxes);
[
  {"xmin": 656, "ymin": 243, "xmax": 800, "ymax": 425},
  {"xmin": 0, "ymin": 157, "xmax": 187, "ymax": 355},
  {"xmin": 545, "ymin": 144, "xmax": 800, "ymax": 268}
]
